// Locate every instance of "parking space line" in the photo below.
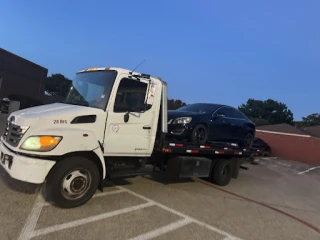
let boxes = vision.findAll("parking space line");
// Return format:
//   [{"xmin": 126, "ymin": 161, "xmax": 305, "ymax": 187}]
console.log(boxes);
[
  {"xmin": 20, "ymin": 185, "xmax": 242, "ymax": 240},
  {"xmin": 118, "ymin": 186, "xmax": 243, "ymax": 240},
  {"xmin": 42, "ymin": 188, "xmax": 126, "ymax": 207},
  {"xmin": 92, "ymin": 188, "xmax": 126, "ymax": 198},
  {"xmin": 127, "ymin": 218, "xmax": 193, "ymax": 240},
  {"xmin": 31, "ymin": 202, "xmax": 155, "ymax": 238},
  {"xmin": 298, "ymin": 166, "xmax": 320, "ymax": 175},
  {"xmin": 18, "ymin": 194, "xmax": 46, "ymax": 240}
]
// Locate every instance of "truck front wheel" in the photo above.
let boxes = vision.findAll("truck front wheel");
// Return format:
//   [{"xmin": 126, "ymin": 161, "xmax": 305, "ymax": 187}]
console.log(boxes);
[{"xmin": 45, "ymin": 156, "xmax": 100, "ymax": 208}]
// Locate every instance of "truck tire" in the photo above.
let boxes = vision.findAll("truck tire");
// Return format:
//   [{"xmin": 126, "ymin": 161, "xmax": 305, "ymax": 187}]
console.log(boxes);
[
  {"xmin": 45, "ymin": 156, "xmax": 100, "ymax": 208},
  {"xmin": 210, "ymin": 159, "xmax": 232, "ymax": 186}
]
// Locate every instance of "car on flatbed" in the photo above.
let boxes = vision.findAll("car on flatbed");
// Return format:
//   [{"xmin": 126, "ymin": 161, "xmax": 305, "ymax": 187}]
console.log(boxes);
[
  {"xmin": 168, "ymin": 103, "xmax": 255, "ymax": 147},
  {"xmin": 0, "ymin": 67, "xmax": 255, "ymax": 208}
]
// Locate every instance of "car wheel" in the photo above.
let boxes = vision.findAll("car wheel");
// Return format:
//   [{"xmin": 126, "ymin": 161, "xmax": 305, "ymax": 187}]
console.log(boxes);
[
  {"xmin": 264, "ymin": 149, "xmax": 271, "ymax": 157},
  {"xmin": 243, "ymin": 133, "xmax": 253, "ymax": 148},
  {"xmin": 45, "ymin": 156, "xmax": 100, "ymax": 208},
  {"xmin": 190, "ymin": 124, "xmax": 208, "ymax": 144}
]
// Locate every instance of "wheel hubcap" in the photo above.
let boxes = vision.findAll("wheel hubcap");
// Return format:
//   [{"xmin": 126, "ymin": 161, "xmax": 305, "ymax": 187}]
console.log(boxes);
[
  {"xmin": 221, "ymin": 166, "xmax": 229, "ymax": 179},
  {"xmin": 245, "ymin": 135, "xmax": 252, "ymax": 147},
  {"xmin": 61, "ymin": 169, "xmax": 92, "ymax": 200},
  {"xmin": 195, "ymin": 128, "xmax": 206, "ymax": 142}
]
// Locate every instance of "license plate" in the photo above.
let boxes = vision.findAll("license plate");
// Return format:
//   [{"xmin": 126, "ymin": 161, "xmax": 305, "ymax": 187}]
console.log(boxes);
[
  {"xmin": 0, "ymin": 152, "xmax": 13, "ymax": 169},
  {"xmin": 0, "ymin": 152, "xmax": 4, "ymax": 164}
]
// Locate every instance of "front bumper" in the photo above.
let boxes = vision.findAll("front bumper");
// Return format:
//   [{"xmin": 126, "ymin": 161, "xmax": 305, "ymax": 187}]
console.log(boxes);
[
  {"xmin": 168, "ymin": 124, "xmax": 193, "ymax": 138},
  {"xmin": 0, "ymin": 141, "xmax": 56, "ymax": 184}
]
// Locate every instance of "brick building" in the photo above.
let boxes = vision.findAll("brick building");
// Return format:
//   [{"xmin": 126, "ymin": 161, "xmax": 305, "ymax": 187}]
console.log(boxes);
[
  {"xmin": 256, "ymin": 123, "xmax": 320, "ymax": 165},
  {"xmin": 0, "ymin": 48, "xmax": 48, "ymax": 109}
]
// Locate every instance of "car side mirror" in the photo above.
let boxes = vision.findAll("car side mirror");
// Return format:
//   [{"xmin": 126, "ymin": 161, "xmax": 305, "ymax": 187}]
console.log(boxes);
[{"xmin": 124, "ymin": 112, "xmax": 129, "ymax": 123}]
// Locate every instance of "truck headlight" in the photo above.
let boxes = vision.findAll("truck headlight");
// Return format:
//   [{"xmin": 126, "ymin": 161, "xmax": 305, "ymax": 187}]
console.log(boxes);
[
  {"xmin": 171, "ymin": 117, "xmax": 192, "ymax": 124},
  {"xmin": 20, "ymin": 136, "xmax": 62, "ymax": 152}
]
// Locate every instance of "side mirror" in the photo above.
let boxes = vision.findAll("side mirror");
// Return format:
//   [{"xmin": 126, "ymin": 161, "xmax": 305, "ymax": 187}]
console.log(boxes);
[
  {"xmin": 145, "ymin": 82, "xmax": 156, "ymax": 105},
  {"xmin": 124, "ymin": 112, "xmax": 129, "ymax": 123}
]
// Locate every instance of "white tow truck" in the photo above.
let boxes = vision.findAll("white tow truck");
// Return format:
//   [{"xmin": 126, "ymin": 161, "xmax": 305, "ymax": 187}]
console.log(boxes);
[{"xmin": 0, "ymin": 67, "xmax": 255, "ymax": 208}]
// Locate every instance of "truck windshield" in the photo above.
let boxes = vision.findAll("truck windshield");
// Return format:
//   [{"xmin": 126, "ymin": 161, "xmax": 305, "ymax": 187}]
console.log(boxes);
[{"xmin": 65, "ymin": 70, "xmax": 118, "ymax": 110}]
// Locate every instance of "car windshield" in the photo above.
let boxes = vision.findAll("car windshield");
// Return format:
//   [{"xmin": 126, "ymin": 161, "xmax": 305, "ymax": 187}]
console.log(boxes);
[
  {"xmin": 177, "ymin": 103, "xmax": 221, "ymax": 114},
  {"xmin": 65, "ymin": 70, "xmax": 118, "ymax": 110}
]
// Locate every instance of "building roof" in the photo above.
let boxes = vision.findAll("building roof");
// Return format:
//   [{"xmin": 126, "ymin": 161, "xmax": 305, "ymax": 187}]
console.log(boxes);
[
  {"xmin": 300, "ymin": 125, "xmax": 320, "ymax": 138},
  {"xmin": 0, "ymin": 48, "xmax": 47, "ymax": 71},
  {"xmin": 256, "ymin": 123, "xmax": 311, "ymax": 136}
]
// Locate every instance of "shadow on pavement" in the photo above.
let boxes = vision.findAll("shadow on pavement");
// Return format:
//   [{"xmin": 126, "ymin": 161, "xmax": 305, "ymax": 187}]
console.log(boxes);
[{"xmin": 0, "ymin": 166, "xmax": 40, "ymax": 194}]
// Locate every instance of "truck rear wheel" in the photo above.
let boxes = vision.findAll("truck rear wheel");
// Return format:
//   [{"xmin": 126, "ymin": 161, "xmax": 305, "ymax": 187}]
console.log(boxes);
[
  {"xmin": 45, "ymin": 156, "xmax": 100, "ymax": 208},
  {"xmin": 210, "ymin": 159, "xmax": 232, "ymax": 186}
]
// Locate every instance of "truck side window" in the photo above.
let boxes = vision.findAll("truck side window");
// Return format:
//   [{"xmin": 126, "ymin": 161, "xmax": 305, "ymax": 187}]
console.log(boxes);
[{"xmin": 114, "ymin": 78, "xmax": 151, "ymax": 113}]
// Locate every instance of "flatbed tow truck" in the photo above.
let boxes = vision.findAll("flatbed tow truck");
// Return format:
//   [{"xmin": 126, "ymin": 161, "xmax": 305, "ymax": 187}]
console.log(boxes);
[{"xmin": 0, "ymin": 67, "xmax": 257, "ymax": 208}]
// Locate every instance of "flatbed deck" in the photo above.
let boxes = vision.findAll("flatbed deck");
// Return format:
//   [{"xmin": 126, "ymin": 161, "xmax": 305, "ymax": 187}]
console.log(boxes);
[{"xmin": 157, "ymin": 140, "xmax": 256, "ymax": 157}]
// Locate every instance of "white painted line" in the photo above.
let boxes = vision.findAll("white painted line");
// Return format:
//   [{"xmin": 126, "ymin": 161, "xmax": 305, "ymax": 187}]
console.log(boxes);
[
  {"xmin": 128, "ymin": 218, "xmax": 193, "ymax": 240},
  {"xmin": 31, "ymin": 202, "xmax": 154, "ymax": 238},
  {"xmin": 42, "ymin": 189, "xmax": 126, "ymax": 207},
  {"xmin": 260, "ymin": 158, "xmax": 291, "ymax": 167},
  {"xmin": 118, "ymin": 187, "xmax": 243, "ymax": 240},
  {"xmin": 298, "ymin": 166, "xmax": 320, "ymax": 175},
  {"xmin": 92, "ymin": 188, "xmax": 126, "ymax": 198},
  {"xmin": 18, "ymin": 194, "xmax": 46, "ymax": 240}
]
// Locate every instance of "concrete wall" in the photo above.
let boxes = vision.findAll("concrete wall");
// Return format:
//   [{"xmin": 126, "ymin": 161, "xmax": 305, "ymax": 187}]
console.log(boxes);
[{"xmin": 255, "ymin": 131, "xmax": 320, "ymax": 165}]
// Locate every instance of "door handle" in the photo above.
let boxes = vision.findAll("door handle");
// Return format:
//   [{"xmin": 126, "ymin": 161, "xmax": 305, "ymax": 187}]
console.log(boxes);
[{"xmin": 143, "ymin": 126, "xmax": 151, "ymax": 130}]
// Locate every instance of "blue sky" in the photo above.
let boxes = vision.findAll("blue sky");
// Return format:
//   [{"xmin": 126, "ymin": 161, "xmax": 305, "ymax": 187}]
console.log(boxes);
[{"xmin": 1, "ymin": 0, "xmax": 319, "ymax": 120}]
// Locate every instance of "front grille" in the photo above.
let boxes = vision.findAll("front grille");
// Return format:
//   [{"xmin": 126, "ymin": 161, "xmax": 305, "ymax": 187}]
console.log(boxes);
[{"xmin": 3, "ymin": 121, "xmax": 29, "ymax": 147}]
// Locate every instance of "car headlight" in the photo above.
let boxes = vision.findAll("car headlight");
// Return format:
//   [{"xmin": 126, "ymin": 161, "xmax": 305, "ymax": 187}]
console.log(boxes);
[
  {"xmin": 171, "ymin": 117, "xmax": 192, "ymax": 124},
  {"xmin": 20, "ymin": 136, "xmax": 62, "ymax": 152}
]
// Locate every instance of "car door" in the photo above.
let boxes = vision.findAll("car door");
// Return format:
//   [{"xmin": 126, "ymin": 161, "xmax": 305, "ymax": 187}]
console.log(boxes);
[
  {"xmin": 103, "ymin": 75, "xmax": 160, "ymax": 156},
  {"xmin": 208, "ymin": 107, "xmax": 233, "ymax": 141},
  {"xmin": 224, "ymin": 107, "xmax": 246, "ymax": 141}
]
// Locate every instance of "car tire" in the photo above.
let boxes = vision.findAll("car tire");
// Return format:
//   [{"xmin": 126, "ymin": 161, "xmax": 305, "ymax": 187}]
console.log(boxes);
[
  {"xmin": 210, "ymin": 159, "xmax": 232, "ymax": 186},
  {"xmin": 45, "ymin": 156, "xmax": 100, "ymax": 208},
  {"xmin": 242, "ymin": 133, "xmax": 253, "ymax": 148},
  {"xmin": 264, "ymin": 149, "xmax": 271, "ymax": 157},
  {"xmin": 190, "ymin": 124, "xmax": 208, "ymax": 144}
]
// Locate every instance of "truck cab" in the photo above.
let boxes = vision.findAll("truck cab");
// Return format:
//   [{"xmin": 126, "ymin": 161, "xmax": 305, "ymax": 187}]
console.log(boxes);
[{"xmin": 0, "ymin": 67, "xmax": 168, "ymax": 208}]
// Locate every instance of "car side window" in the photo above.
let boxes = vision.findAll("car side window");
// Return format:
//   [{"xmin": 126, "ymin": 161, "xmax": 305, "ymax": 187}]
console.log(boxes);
[
  {"xmin": 113, "ymin": 78, "xmax": 152, "ymax": 113},
  {"xmin": 230, "ymin": 108, "xmax": 246, "ymax": 119},
  {"xmin": 214, "ymin": 107, "xmax": 227, "ymax": 117},
  {"xmin": 215, "ymin": 107, "xmax": 246, "ymax": 119}
]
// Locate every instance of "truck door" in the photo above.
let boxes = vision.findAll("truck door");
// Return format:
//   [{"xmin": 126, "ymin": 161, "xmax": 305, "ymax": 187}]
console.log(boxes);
[{"xmin": 103, "ymin": 75, "xmax": 159, "ymax": 156}]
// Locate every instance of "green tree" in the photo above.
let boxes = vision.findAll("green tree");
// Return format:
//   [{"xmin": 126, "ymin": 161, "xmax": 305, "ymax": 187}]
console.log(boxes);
[
  {"xmin": 250, "ymin": 118, "xmax": 270, "ymax": 126},
  {"xmin": 168, "ymin": 99, "xmax": 187, "ymax": 110},
  {"xmin": 238, "ymin": 98, "xmax": 294, "ymax": 125},
  {"xmin": 45, "ymin": 73, "xmax": 72, "ymax": 98},
  {"xmin": 299, "ymin": 113, "xmax": 320, "ymax": 127}
]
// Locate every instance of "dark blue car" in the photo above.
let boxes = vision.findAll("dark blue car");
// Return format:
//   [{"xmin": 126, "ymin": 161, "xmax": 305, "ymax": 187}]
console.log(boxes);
[{"xmin": 167, "ymin": 103, "xmax": 255, "ymax": 147}]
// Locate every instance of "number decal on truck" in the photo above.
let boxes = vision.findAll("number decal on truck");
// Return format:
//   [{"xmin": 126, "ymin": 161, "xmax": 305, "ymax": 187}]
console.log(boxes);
[{"xmin": 54, "ymin": 120, "xmax": 67, "ymax": 124}]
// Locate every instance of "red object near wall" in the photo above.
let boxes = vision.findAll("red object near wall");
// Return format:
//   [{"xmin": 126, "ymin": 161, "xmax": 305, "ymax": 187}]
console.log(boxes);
[{"xmin": 255, "ymin": 131, "xmax": 320, "ymax": 165}]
